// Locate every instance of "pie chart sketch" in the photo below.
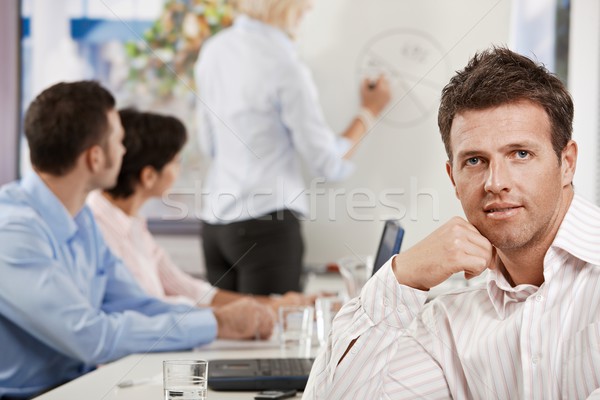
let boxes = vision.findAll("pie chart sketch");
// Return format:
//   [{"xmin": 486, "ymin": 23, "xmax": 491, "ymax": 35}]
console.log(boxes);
[{"xmin": 357, "ymin": 29, "xmax": 451, "ymax": 128}]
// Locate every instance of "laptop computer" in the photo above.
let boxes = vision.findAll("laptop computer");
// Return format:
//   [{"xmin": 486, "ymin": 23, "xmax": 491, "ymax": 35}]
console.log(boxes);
[
  {"xmin": 371, "ymin": 219, "xmax": 405, "ymax": 276},
  {"xmin": 208, "ymin": 357, "xmax": 313, "ymax": 391},
  {"xmin": 207, "ymin": 220, "xmax": 405, "ymax": 391}
]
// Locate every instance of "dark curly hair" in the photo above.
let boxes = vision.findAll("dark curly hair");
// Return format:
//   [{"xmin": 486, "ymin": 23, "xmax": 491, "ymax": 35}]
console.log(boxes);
[{"xmin": 105, "ymin": 108, "xmax": 188, "ymax": 198}]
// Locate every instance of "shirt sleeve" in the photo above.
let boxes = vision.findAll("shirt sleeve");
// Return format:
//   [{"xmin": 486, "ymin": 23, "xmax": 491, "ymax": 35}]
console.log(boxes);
[
  {"xmin": 303, "ymin": 257, "xmax": 451, "ymax": 399},
  {"xmin": 0, "ymin": 218, "xmax": 217, "ymax": 366},
  {"xmin": 278, "ymin": 61, "xmax": 355, "ymax": 182},
  {"xmin": 194, "ymin": 55, "xmax": 216, "ymax": 159}
]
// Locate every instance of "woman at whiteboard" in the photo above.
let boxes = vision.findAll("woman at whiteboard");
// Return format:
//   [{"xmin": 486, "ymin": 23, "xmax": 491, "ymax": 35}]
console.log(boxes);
[{"xmin": 195, "ymin": 0, "xmax": 391, "ymax": 295}]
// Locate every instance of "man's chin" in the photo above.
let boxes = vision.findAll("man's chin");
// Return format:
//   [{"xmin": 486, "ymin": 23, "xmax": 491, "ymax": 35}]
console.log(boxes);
[
  {"xmin": 98, "ymin": 177, "xmax": 118, "ymax": 191},
  {"xmin": 485, "ymin": 232, "xmax": 527, "ymax": 250}
]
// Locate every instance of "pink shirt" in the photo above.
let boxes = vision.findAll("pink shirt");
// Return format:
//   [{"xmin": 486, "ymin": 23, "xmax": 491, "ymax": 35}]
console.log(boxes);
[
  {"xmin": 87, "ymin": 191, "xmax": 216, "ymax": 306},
  {"xmin": 304, "ymin": 194, "xmax": 600, "ymax": 399}
]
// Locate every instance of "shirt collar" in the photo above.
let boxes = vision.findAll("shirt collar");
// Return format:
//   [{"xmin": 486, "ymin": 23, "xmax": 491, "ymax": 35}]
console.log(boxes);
[
  {"xmin": 551, "ymin": 193, "xmax": 600, "ymax": 266},
  {"xmin": 486, "ymin": 269, "xmax": 538, "ymax": 318},
  {"xmin": 21, "ymin": 172, "xmax": 77, "ymax": 243},
  {"xmin": 234, "ymin": 14, "xmax": 296, "ymax": 55},
  {"xmin": 87, "ymin": 190, "xmax": 137, "ymax": 233},
  {"xmin": 485, "ymin": 193, "xmax": 600, "ymax": 317}
]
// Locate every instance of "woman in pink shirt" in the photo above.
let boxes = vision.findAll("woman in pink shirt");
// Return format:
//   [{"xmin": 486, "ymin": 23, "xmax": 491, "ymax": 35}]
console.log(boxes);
[{"xmin": 88, "ymin": 108, "xmax": 308, "ymax": 309}]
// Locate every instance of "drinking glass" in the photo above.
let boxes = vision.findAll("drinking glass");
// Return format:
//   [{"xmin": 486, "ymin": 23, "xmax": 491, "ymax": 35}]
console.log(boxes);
[
  {"xmin": 278, "ymin": 306, "xmax": 314, "ymax": 358},
  {"xmin": 338, "ymin": 255, "xmax": 373, "ymax": 299},
  {"xmin": 315, "ymin": 297, "xmax": 344, "ymax": 347},
  {"xmin": 163, "ymin": 359, "xmax": 208, "ymax": 400}
]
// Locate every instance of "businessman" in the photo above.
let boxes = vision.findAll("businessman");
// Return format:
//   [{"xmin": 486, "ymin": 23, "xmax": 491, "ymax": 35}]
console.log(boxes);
[
  {"xmin": 0, "ymin": 81, "xmax": 274, "ymax": 399},
  {"xmin": 304, "ymin": 47, "xmax": 600, "ymax": 399}
]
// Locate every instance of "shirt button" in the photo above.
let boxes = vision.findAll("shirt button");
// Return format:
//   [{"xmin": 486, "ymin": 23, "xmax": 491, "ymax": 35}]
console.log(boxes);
[
  {"xmin": 532, "ymin": 354, "xmax": 541, "ymax": 364},
  {"xmin": 384, "ymin": 299, "xmax": 390, "ymax": 307},
  {"xmin": 535, "ymin": 294, "xmax": 544, "ymax": 302},
  {"xmin": 397, "ymin": 305, "xmax": 407, "ymax": 313}
]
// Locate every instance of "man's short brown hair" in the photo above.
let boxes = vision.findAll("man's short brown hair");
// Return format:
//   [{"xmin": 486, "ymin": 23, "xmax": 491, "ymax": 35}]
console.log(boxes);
[
  {"xmin": 24, "ymin": 81, "xmax": 116, "ymax": 175},
  {"xmin": 438, "ymin": 46, "xmax": 573, "ymax": 162}
]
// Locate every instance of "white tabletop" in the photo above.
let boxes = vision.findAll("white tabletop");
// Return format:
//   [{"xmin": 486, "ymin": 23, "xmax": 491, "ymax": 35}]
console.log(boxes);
[
  {"xmin": 34, "ymin": 338, "xmax": 319, "ymax": 400},
  {"xmin": 32, "ymin": 273, "xmax": 343, "ymax": 400}
]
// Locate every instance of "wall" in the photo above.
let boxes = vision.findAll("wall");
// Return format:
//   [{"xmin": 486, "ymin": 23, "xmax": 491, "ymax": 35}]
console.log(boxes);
[
  {"xmin": 295, "ymin": 0, "xmax": 512, "ymax": 264},
  {"xmin": 570, "ymin": 0, "xmax": 600, "ymax": 203}
]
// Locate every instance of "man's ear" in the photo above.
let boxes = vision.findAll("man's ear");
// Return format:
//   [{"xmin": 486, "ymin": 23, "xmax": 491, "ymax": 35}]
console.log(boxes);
[
  {"xmin": 560, "ymin": 140, "xmax": 577, "ymax": 187},
  {"xmin": 446, "ymin": 160, "xmax": 459, "ymax": 199},
  {"xmin": 140, "ymin": 166, "xmax": 158, "ymax": 190},
  {"xmin": 86, "ymin": 145, "xmax": 104, "ymax": 173}
]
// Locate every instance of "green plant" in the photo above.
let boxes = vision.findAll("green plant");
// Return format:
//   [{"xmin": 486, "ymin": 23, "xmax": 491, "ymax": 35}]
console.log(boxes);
[{"xmin": 125, "ymin": 0, "xmax": 234, "ymax": 99}]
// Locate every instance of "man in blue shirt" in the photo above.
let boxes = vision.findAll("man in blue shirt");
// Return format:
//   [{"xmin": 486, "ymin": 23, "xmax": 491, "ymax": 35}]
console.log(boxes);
[{"xmin": 0, "ymin": 81, "xmax": 274, "ymax": 399}]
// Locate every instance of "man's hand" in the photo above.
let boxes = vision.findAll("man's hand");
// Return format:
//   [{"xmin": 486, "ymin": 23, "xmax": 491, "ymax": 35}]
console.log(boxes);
[
  {"xmin": 268, "ymin": 291, "xmax": 316, "ymax": 313},
  {"xmin": 213, "ymin": 298, "xmax": 275, "ymax": 340},
  {"xmin": 392, "ymin": 217, "xmax": 496, "ymax": 291}
]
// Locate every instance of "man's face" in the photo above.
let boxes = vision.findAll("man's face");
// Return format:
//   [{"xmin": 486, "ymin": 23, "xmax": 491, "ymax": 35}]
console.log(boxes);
[
  {"xmin": 446, "ymin": 100, "xmax": 575, "ymax": 251},
  {"xmin": 98, "ymin": 109, "xmax": 126, "ymax": 189}
]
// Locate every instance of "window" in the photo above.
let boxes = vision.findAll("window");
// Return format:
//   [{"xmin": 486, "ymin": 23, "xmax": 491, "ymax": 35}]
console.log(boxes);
[{"xmin": 19, "ymin": 0, "xmax": 233, "ymax": 227}]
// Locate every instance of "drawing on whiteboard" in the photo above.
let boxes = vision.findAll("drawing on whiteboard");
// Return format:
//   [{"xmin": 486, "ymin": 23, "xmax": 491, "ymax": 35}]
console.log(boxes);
[{"xmin": 357, "ymin": 29, "xmax": 451, "ymax": 128}]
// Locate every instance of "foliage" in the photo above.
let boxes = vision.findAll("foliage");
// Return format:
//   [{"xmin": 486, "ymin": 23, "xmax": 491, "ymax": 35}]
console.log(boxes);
[{"xmin": 124, "ymin": 0, "xmax": 234, "ymax": 99}]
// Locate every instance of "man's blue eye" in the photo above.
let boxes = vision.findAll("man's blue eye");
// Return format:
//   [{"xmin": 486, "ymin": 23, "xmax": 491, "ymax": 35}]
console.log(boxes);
[
  {"xmin": 516, "ymin": 150, "xmax": 529, "ymax": 158},
  {"xmin": 466, "ymin": 157, "xmax": 479, "ymax": 165}
]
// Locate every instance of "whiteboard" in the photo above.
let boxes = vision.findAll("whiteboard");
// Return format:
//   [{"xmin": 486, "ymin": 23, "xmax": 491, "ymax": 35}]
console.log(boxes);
[{"xmin": 295, "ymin": 0, "xmax": 512, "ymax": 264}]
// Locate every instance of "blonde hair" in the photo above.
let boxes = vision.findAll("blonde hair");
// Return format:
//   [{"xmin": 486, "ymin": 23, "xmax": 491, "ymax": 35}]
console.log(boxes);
[{"xmin": 235, "ymin": 0, "xmax": 311, "ymax": 37}]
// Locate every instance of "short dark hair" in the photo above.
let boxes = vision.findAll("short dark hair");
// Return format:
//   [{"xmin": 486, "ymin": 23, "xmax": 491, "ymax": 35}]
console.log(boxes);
[
  {"xmin": 438, "ymin": 46, "xmax": 573, "ymax": 162},
  {"xmin": 106, "ymin": 108, "xmax": 188, "ymax": 198},
  {"xmin": 24, "ymin": 81, "xmax": 116, "ymax": 175}
]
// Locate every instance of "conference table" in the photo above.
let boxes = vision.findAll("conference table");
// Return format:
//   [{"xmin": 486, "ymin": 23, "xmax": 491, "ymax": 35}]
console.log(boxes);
[
  {"xmin": 33, "ymin": 273, "xmax": 339, "ymax": 400},
  {"xmin": 34, "ymin": 337, "xmax": 319, "ymax": 400}
]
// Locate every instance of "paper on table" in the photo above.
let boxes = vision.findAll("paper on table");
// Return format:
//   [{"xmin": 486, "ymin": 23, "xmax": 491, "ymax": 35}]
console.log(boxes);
[{"xmin": 117, "ymin": 373, "xmax": 162, "ymax": 389}]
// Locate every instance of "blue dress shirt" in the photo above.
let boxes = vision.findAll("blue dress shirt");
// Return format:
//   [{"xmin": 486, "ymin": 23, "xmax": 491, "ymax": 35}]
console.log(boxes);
[
  {"xmin": 0, "ymin": 173, "xmax": 217, "ymax": 398},
  {"xmin": 195, "ymin": 15, "xmax": 354, "ymax": 223}
]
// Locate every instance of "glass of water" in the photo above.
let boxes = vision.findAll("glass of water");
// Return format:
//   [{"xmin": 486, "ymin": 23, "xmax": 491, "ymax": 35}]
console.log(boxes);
[
  {"xmin": 338, "ymin": 255, "xmax": 373, "ymax": 300},
  {"xmin": 315, "ymin": 297, "xmax": 344, "ymax": 347},
  {"xmin": 278, "ymin": 306, "xmax": 314, "ymax": 358},
  {"xmin": 163, "ymin": 360, "xmax": 208, "ymax": 400}
]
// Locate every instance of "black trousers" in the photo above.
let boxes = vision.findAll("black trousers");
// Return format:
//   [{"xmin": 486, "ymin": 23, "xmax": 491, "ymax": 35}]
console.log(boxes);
[{"xmin": 202, "ymin": 210, "xmax": 304, "ymax": 295}]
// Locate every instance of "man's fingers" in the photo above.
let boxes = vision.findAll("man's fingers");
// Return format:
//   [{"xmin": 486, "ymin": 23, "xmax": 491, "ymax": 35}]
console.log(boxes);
[
  {"xmin": 252, "ymin": 302, "xmax": 275, "ymax": 340},
  {"xmin": 462, "ymin": 248, "xmax": 500, "ymax": 280},
  {"xmin": 452, "ymin": 220, "xmax": 495, "ymax": 275}
]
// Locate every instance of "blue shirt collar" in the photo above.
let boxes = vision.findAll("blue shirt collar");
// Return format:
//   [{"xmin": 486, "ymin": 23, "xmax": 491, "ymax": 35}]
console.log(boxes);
[{"xmin": 21, "ymin": 172, "xmax": 78, "ymax": 243}]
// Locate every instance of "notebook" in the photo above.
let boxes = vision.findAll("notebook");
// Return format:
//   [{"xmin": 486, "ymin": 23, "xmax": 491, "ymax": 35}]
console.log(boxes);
[{"xmin": 207, "ymin": 220, "xmax": 405, "ymax": 392}]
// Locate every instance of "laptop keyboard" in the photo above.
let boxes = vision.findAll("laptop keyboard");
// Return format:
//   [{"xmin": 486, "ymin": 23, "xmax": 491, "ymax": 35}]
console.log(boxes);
[{"xmin": 257, "ymin": 358, "xmax": 314, "ymax": 376}]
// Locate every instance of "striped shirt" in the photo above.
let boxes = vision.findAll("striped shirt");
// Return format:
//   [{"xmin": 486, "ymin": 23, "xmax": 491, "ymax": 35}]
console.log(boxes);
[
  {"xmin": 87, "ymin": 191, "xmax": 216, "ymax": 306},
  {"xmin": 304, "ymin": 193, "xmax": 600, "ymax": 399}
]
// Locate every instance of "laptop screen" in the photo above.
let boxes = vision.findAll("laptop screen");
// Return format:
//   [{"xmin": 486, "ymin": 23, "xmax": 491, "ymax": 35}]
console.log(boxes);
[{"xmin": 372, "ymin": 220, "xmax": 404, "ymax": 276}]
